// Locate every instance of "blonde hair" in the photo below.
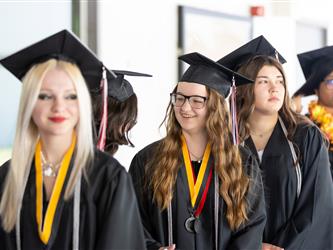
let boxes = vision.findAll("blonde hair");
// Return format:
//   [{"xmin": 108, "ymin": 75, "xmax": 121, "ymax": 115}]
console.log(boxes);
[
  {"xmin": 148, "ymin": 86, "xmax": 250, "ymax": 230},
  {"xmin": 0, "ymin": 59, "xmax": 94, "ymax": 231}
]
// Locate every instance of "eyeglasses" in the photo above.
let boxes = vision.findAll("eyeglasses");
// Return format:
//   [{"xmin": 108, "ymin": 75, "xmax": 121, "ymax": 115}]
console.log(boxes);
[
  {"xmin": 170, "ymin": 93, "xmax": 207, "ymax": 109},
  {"xmin": 324, "ymin": 79, "xmax": 333, "ymax": 89}
]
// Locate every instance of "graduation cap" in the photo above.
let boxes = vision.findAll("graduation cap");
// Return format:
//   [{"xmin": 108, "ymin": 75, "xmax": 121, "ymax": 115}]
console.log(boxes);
[
  {"xmin": 0, "ymin": 29, "xmax": 121, "ymax": 151},
  {"xmin": 217, "ymin": 35, "xmax": 287, "ymax": 72},
  {"xmin": 294, "ymin": 46, "xmax": 333, "ymax": 96},
  {"xmin": 0, "ymin": 29, "xmax": 118, "ymax": 93},
  {"xmin": 108, "ymin": 70, "xmax": 152, "ymax": 101},
  {"xmin": 179, "ymin": 52, "xmax": 253, "ymax": 145},
  {"xmin": 179, "ymin": 52, "xmax": 253, "ymax": 98}
]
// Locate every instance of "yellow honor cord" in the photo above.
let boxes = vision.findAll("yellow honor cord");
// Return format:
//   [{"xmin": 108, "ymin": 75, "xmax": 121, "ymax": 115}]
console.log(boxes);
[
  {"xmin": 181, "ymin": 135, "xmax": 211, "ymax": 207},
  {"xmin": 35, "ymin": 133, "xmax": 76, "ymax": 244}
]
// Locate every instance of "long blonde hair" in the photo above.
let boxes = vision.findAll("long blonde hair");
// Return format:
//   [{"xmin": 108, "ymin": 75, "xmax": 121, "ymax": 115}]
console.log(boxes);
[
  {"xmin": 148, "ymin": 85, "xmax": 250, "ymax": 230},
  {"xmin": 0, "ymin": 59, "xmax": 94, "ymax": 231}
]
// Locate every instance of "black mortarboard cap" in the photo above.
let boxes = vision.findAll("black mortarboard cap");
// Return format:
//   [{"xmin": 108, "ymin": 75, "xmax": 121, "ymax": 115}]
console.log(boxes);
[
  {"xmin": 179, "ymin": 52, "xmax": 253, "ymax": 98},
  {"xmin": 217, "ymin": 35, "xmax": 287, "ymax": 71},
  {"xmin": 294, "ymin": 46, "xmax": 333, "ymax": 96},
  {"xmin": 108, "ymin": 70, "xmax": 152, "ymax": 101},
  {"xmin": 0, "ymin": 29, "xmax": 118, "ymax": 95}
]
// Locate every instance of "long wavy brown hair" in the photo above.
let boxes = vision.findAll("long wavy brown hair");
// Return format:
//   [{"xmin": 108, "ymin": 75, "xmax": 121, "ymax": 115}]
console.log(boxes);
[
  {"xmin": 147, "ymin": 84, "xmax": 250, "ymax": 230},
  {"xmin": 92, "ymin": 94, "xmax": 138, "ymax": 155},
  {"xmin": 236, "ymin": 55, "xmax": 309, "ymax": 143}
]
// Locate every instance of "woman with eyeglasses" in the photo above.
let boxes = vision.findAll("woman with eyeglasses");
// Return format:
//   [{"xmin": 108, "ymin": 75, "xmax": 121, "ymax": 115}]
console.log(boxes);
[
  {"xmin": 219, "ymin": 36, "xmax": 333, "ymax": 250},
  {"xmin": 293, "ymin": 46, "xmax": 333, "ymax": 178},
  {"xmin": 129, "ymin": 52, "xmax": 266, "ymax": 250}
]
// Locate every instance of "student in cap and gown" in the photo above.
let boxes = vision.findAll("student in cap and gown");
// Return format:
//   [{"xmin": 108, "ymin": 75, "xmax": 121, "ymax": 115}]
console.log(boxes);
[
  {"xmin": 219, "ymin": 36, "xmax": 333, "ymax": 250},
  {"xmin": 0, "ymin": 30, "xmax": 145, "ymax": 250},
  {"xmin": 92, "ymin": 70, "xmax": 151, "ymax": 156},
  {"xmin": 293, "ymin": 46, "xmax": 333, "ymax": 177},
  {"xmin": 129, "ymin": 52, "xmax": 266, "ymax": 250}
]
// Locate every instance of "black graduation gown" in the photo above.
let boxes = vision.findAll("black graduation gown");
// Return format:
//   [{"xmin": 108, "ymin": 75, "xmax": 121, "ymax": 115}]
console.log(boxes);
[
  {"xmin": 306, "ymin": 113, "xmax": 333, "ymax": 178},
  {"xmin": 129, "ymin": 141, "xmax": 266, "ymax": 250},
  {"xmin": 245, "ymin": 122, "xmax": 333, "ymax": 250},
  {"xmin": 0, "ymin": 149, "xmax": 146, "ymax": 250}
]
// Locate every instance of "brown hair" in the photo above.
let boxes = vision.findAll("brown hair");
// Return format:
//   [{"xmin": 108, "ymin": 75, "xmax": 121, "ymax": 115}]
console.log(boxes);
[
  {"xmin": 147, "ymin": 85, "xmax": 250, "ymax": 230},
  {"xmin": 236, "ymin": 55, "xmax": 309, "ymax": 142},
  {"xmin": 92, "ymin": 94, "xmax": 138, "ymax": 155}
]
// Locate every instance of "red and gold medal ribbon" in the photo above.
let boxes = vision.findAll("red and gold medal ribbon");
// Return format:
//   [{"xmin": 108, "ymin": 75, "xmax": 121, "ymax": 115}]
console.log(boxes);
[
  {"xmin": 35, "ymin": 133, "xmax": 76, "ymax": 244},
  {"xmin": 181, "ymin": 134, "xmax": 211, "ymax": 207}
]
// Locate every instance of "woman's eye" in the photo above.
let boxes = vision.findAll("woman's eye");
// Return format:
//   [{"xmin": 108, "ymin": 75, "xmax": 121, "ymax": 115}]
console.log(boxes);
[
  {"xmin": 66, "ymin": 94, "xmax": 78, "ymax": 100},
  {"xmin": 257, "ymin": 80, "xmax": 267, "ymax": 84},
  {"xmin": 192, "ymin": 98, "xmax": 204, "ymax": 104},
  {"xmin": 38, "ymin": 93, "xmax": 52, "ymax": 100}
]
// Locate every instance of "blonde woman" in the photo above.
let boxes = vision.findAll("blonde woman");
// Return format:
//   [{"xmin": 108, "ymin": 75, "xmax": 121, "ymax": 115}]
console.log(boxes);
[
  {"xmin": 0, "ymin": 30, "xmax": 145, "ymax": 250},
  {"xmin": 129, "ymin": 52, "xmax": 266, "ymax": 250},
  {"xmin": 220, "ymin": 36, "xmax": 333, "ymax": 250}
]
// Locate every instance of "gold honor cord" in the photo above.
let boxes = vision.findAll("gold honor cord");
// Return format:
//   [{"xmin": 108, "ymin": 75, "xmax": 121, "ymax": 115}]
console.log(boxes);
[
  {"xmin": 35, "ymin": 133, "xmax": 76, "ymax": 244},
  {"xmin": 181, "ymin": 135, "xmax": 211, "ymax": 207}
]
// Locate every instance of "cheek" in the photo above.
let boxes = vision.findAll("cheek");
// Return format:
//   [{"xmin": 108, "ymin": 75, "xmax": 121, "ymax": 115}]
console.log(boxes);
[
  {"xmin": 69, "ymin": 102, "xmax": 80, "ymax": 116},
  {"xmin": 196, "ymin": 107, "xmax": 208, "ymax": 119},
  {"xmin": 253, "ymin": 87, "xmax": 264, "ymax": 103},
  {"xmin": 32, "ymin": 103, "xmax": 44, "ymax": 121}
]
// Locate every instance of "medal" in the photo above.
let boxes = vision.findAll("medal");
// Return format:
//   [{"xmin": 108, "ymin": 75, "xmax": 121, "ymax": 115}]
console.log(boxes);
[
  {"xmin": 184, "ymin": 216, "xmax": 200, "ymax": 233},
  {"xmin": 181, "ymin": 134, "xmax": 213, "ymax": 234}
]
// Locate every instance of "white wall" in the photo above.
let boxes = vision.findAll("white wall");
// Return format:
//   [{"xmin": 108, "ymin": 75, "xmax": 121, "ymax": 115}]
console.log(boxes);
[
  {"xmin": 1, "ymin": 0, "xmax": 333, "ymax": 167},
  {"xmin": 98, "ymin": 0, "xmax": 268, "ymax": 168},
  {"xmin": 98, "ymin": 0, "xmax": 333, "ymax": 169},
  {"xmin": 0, "ymin": 1, "xmax": 71, "ymax": 147}
]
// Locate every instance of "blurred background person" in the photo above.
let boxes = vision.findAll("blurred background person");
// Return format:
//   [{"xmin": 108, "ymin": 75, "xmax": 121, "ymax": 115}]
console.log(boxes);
[
  {"xmin": 92, "ymin": 70, "xmax": 151, "ymax": 156},
  {"xmin": 293, "ymin": 46, "xmax": 333, "ymax": 177}
]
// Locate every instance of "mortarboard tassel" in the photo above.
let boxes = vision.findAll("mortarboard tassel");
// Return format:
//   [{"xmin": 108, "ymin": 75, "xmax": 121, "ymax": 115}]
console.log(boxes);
[
  {"xmin": 230, "ymin": 75, "xmax": 239, "ymax": 145},
  {"xmin": 96, "ymin": 67, "xmax": 108, "ymax": 151},
  {"xmin": 275, "ymin": 50, "xmax": 280, "ymax": 63}
]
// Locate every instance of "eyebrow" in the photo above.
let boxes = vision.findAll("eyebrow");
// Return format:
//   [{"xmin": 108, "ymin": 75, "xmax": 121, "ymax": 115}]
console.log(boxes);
[
  {"xmin": 256, "ymin": 75, "xmax": 283, "ymax": 79},
  {"xmin": 40, "ymin": 88, "xmax": 77, "ymax": 92}
]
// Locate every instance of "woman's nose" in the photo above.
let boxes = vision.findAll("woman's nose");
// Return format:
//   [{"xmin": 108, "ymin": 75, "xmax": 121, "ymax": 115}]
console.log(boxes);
[
  {"xmin": 52, "ymin": 97, "xmax": 65, "ymax": 112},
  {"xmin": 180, "ymin": 98, "xmax": 192, "ymax": 111}
]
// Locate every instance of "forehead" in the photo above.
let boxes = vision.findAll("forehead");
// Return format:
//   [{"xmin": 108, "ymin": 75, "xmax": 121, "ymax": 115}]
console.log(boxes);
[
  {"xmin": 257, "ymin": 65, "xmax": 282, "ymax": 76},
  {"xmin": 41, "ymin": 68, "xmax": 75, "ymax": 90},
  {"xmin": 177, "ymin": 81, "xmax": 207, "ymax": 95}
]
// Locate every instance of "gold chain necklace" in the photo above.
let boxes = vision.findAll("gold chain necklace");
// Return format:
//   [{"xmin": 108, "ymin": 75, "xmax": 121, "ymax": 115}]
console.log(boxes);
[{"xmin": 41, "ymin": 151, "xmax": 61, "ymax": 177}]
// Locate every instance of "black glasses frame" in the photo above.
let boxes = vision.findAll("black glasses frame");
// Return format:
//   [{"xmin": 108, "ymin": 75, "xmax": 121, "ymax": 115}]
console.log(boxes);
[{"xmin": 170, "ymin": 93, "xmax": 208, "ymax": 109}]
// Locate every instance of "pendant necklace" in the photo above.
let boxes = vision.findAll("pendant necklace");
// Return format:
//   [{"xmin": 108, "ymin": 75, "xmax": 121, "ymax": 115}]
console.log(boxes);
[{"xmin": 41, "ymin": 151, "xmax": 61, "ymax": 177}]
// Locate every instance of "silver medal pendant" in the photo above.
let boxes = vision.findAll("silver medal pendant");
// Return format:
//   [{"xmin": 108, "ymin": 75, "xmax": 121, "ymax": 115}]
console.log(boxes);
[
  {"xmin": 185, "ymin": 216, "xmax": 200, "ymax": 233},
  {"xmin": 43, "ymin": 164, "xmax": 56, "ymax": 177}
]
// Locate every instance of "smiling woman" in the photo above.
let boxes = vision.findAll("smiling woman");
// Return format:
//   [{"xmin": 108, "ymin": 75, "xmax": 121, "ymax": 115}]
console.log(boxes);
[
  {"xmin": 0, "ymin": 30, "xmax": 145, "ymax": 250},
  {"xmin": 129, "ymin": 52, "xmax": 266, "ymax": 250}
]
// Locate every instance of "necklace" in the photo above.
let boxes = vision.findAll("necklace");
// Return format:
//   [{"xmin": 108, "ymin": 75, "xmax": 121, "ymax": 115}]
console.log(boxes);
[
  {"xmin": 41, "ymin": 151, "xmax": 61, "ymax": 177},
  {"xmin": 188, "ymin": 150, "xmax": 203, "ymax": 162},
  {"xmin": 250, "ymin": 127, "xmax": 274, "ymax": 138}
]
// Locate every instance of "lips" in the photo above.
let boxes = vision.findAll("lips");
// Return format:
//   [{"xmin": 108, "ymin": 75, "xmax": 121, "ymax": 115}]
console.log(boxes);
[
  {"xmin": 49, "ymin": 117, "xmax": 66, "ymax": 123},
  {"xmin": 268, "ymin": 96, "xmax": 280, "ymax": 101},
  {"xmin": 180, "ymin": 113, "xmax": 195, "ymax": 118}
]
